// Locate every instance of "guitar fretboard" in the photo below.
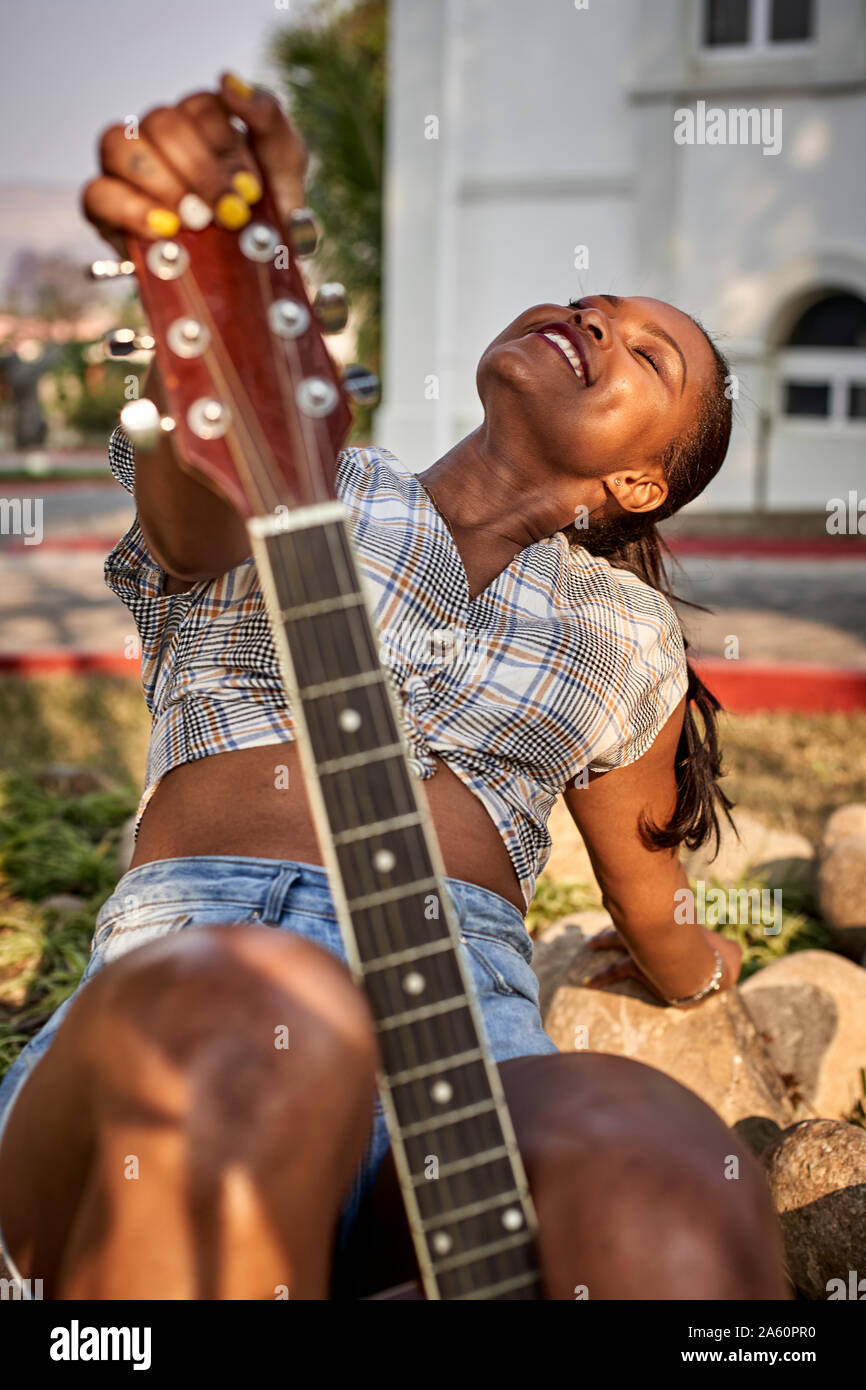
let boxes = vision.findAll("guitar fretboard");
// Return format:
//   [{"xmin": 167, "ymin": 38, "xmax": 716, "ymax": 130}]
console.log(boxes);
[{"xmin": 248, "ymin": 503, "xmax": 542, "ymax": 1300}]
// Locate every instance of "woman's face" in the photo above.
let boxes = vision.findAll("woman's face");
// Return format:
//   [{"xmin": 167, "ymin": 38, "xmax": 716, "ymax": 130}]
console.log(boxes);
[{"xmin": 476, "ymin": 295, "xmax": 721, "ymax": 489}]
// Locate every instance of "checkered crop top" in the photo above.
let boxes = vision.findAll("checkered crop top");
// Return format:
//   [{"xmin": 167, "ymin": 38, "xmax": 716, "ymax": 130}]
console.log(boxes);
[{"xmin": 105, "ymin": 429, "xmax": 688, "ymax": 910}]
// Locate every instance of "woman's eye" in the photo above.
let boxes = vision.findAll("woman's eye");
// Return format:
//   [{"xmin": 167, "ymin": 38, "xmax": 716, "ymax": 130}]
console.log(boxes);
[
  {"xmin": 635, "ymin": 347, "xmax": 660, "ymax": 374},
  {"xmin": 567, "ymin": 297, "xmax": 584, "ymax": 309}
]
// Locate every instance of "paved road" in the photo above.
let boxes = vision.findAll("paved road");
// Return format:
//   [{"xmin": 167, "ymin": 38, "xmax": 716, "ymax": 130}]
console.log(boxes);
[{"xmin": 0, "ymin": 483, "xmax": 864, "ymax": 665}]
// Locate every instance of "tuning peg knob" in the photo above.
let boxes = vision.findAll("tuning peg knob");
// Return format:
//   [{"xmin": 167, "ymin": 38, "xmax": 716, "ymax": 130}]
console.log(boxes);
[
  {"xmin": 119, "ymin": 399, "xmax": 175, "ymax": 450},
  {"xmin": 313, "ymin": 283, "xmax": 349, "ymax": 333},
  {"xmin": 88, "ymin": 258, "xmax": 135, "ymax": 280},
  {"xmin": 342, "ymin": 364, "xmax": 380, "ymax": 406},
  {"xmin": 287, "ymin": 208, "xmax": 319, "ymax": 258},
  {"xmin": 104, "ymin": 328, "xmax": 155, "ymax": 358}
]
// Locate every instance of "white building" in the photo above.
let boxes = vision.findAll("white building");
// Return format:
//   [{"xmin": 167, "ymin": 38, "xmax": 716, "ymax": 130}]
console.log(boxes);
[{"xmin": 377, "ymin": 0, "xmax": 866, "ymax": 513}]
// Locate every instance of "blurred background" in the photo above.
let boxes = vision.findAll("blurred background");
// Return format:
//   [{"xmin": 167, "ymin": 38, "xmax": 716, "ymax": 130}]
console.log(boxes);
[{"xmin": 0, "ymin": 1, "xmax": 864, "ymax": 1084}]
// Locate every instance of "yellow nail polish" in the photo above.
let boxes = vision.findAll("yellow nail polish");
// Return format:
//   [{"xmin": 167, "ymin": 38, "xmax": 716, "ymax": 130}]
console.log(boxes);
[
  {"xmin": 146, "ymin": 208, "xmax": 181, "ymax": 237},
  {"xmin": 224, "ymin": 73, "xmax": 254, "ymax": 98},
  {"xmin": 232, "ymin": 171, "xmax": 263, "ymax": 205},
  {"xmin": 215, "ymin": 193, "xmax": 251, "ymax": 229}
]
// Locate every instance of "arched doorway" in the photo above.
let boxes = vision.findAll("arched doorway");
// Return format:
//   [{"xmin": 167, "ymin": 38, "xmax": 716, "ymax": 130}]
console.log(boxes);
[{"xmin": 766, "ymin": 290, "xmax": 866, "ymax": 510}]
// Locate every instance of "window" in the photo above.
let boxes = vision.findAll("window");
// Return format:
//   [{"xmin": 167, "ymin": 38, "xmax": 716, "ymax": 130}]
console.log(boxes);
[
  {"xmin": 704, "ymin": 0, "xmax": 814, "ymax": 51},
  {"xmin": 779, "ymin": 293, "xmax": 866, "ymax": 425}
]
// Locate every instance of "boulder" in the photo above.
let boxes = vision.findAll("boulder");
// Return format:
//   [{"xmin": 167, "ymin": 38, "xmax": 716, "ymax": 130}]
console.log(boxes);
[
  {"xmin": 116, "ymin": 813, "xmax": 137, "ymax": 878},
  {"xmin": 537, "ymin": 921, "xmax": 797, "ymax": 1155},
  {"xmin": 34, "ymin": 765, "xmax": 114, "ymax": 798},
  {"xmin": 539, "ymin": 800, "xmax": 599, "ymax": 890},
  {"xmin": 816, "ymin": 834, "xmax": 866, "ymax": 958},
  {"xmin": 37, "ymin": 893, "xmax": 88, "ymax": 915},
  {"xmin": 682, "ymin": 809, "xmax": 814, "ymax": 891},
  {"xmin": 740, "ymin": 950, "xmax": 866, "ymax": 1121},
  {"xmin": 822, "ymin": 803, "xmax": 866, "ymax": 853},
  {"xmin": 761, "ymin": 1119, "xmax": 866, "ymax": 1300}
]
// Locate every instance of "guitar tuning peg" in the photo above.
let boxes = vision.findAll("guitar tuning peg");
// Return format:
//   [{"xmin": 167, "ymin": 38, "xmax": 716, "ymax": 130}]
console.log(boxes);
[
  {"xmin": 104, "ymin": 329, "xmax": 155, "ymax": 358},
  {"xmin": 287, "ymin": 208, "xmax": 319, "ymax": 258},
  {"xmin": 313, "ymin": 283, "xmax": 349, "ymax": 333},
  {"xmin": 119, "ymin": 398, "xmax": 175, "ymax": 451},
  {"xmin": 342, "ymin": 364, "xmax": 380, "ymax": 406},
  {"xmin": 88, "ymin": 258, "xmax": 135, "ymax": 280}
]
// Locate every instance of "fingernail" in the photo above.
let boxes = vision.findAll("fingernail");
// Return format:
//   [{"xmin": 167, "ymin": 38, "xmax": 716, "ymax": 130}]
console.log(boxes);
[
  {"xmin": 146, "ymin": 208, "xmax": 181, "ymax": 237},
  {"xmin": 232, "ymin": 171, "xmax": 263, "ymax": 205},
  {"xmin": 215, "ymin": 193, "xmax": 251, "ymax": 229},
  {"xmin": 224, "ymin": 73, "xmax": 254, "ymax": 98},
  {"xmin": 178, "ymin": 193, "xmax": 213, "ymax": 230}
]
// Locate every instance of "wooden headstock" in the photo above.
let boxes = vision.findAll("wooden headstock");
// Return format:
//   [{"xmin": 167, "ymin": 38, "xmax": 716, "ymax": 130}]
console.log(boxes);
[{"xmin": 122, "ymin": 170, "xmax": 355, "ymax": 518}]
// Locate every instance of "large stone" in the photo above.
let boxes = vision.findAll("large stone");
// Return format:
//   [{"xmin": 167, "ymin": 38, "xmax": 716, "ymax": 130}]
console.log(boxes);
[
  {"xmin": 34, "ymin": 765, "xmax": 114, "ymax": 798},
  {"xmin": 822, "ymin": 803, "xmax": 866, "ymax": 853},
  {"xmin": 539, "ymin": 799, "xmax": 600, "ymax": 890},
  {"xmin": 740, "ymin": 950, "xmax": 866, "ymax": 1121},
  {"xmin": 816, "ymin": 835, "xmax": 866, "ymax": 958},
  {"xmin": 538, "ymin": 922, "xmax": 797, "ymax": 1155},
  {"xmin": 761, "ymin": 1119, "xmax": 866, "ymax": 1300},
  {"xmin": 682, "ymin": 809, "xmax": 814, "ymax": 891},
  {"xmin": 116, "ymin": 813, "xmax": 137, "ymax": 878}
]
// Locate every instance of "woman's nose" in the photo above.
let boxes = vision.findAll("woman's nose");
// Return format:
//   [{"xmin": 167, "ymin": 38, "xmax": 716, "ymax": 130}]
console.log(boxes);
[{"xmin": 570, "ymin": 306, "xmax": 611, "ymax": 348}]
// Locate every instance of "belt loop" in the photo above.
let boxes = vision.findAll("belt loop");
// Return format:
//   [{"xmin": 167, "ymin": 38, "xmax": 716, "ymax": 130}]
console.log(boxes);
[{"xmin": 262, "ymin": 865, "xmax": 301, "ymax": 923}]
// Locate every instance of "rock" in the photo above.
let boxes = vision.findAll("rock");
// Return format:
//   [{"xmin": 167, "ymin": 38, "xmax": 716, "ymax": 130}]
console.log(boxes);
[
  {"xmin": 539, "ymin": 800, "xmax": 599, "ymax": 889},
  {"xmin": 740, "ymin": 950, "xmax": 866, "ymax": 1121},
  {"xmin": 816, "ymin": 834, "xmax": 866, "ymax": 958},
  {"xmin": 116, "ymin": 813, "xmax": 137, "ymax": 878},
  {"xmin": 761, "ymin": 1119, "xmax": 866, "ymax": 1300},
  {"xmin": 682, "ymin": 809, "xmax": 814, "ymax": 891},
  {"xmin": 37, "ymin": 893, "xmax": 87, "ymax": 915},
  {"xmin": 34, "ymin": 765, "xmax": 114, "ymax": 798},
  {"xmin": 533, "ymin": 912, "xmax": 613, "ymax": 1016},
  {"xmin": 822, "ymin": 803, "xmax": 866, "ymax": 853},
  {"xmin": 539, "ymin": 923, "xmax": 796, "ymax": 1155}
]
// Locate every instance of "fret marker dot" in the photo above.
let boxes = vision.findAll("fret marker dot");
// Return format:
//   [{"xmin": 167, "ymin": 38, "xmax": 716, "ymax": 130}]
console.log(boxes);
[
  {"xmin": 338, "ymin": 708, "xmax": 362, "ymax": 732},
  {"xmin": 403, "ymin": 970, "xmax": 425, "ymax": 996},
  {"xmin": 431, "ymin": 1232, "xmax": 452, "ymax": 1256},
  {"xmin": 373, "ymin": 849, "xmax": 396, "ymax": 873},
  {"xmin": 501, "ymin": 1207, "xmax": 524, "ymax": 1232},
  {"xmin": 430, "ymin": 1080, "xmax": 453, "ymax": 1105}
]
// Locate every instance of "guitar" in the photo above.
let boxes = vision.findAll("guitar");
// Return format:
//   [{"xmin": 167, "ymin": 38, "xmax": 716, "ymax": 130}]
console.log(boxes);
[{"xmin": 109, "ymin": 163, "xmax": 543, "ymax": 1301}]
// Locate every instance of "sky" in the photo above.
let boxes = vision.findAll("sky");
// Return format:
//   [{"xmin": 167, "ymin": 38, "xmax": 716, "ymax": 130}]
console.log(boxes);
[{"xmin": 0, "ymin": 0, "xmax": 313, "ymax": 187}]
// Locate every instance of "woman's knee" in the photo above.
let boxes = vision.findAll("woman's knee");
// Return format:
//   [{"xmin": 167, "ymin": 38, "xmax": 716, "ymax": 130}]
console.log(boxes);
[{"xmin": 73, "ymin": 925, "xmax": 379, "ymax": 1119}]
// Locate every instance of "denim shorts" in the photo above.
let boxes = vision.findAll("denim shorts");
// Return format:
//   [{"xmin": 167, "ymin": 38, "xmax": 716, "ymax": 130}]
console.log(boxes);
[{"xmin": 0, "ymin": 855, "xmax": 557, "ymax": 1291}]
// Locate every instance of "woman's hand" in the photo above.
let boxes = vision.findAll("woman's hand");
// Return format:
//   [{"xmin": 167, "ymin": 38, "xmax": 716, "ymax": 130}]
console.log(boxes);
[
  {"xmin": 583, "ymin": 924, "xmax": 743, "ymax": 1007},
  {"xmin": 81, "ymin": 73, "xmax": 308, "ymax": 255}
]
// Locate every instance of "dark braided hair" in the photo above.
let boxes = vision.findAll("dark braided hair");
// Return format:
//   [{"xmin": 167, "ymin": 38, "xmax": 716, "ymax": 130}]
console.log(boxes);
[{"xmin": 563, "ymin": 323, "xmax": 735, "ymax": 856}]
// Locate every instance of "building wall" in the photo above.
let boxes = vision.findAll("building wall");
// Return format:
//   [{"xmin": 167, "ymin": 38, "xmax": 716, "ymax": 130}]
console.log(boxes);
[{"xmin": 377, "ymin": 0, "xmax": 866, "ymax": 512}]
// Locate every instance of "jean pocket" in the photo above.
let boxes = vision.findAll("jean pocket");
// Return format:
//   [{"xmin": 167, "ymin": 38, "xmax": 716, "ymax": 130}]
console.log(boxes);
[{"xmin": 460, "ymin": 930, "xmax": 531, "ymax": 999}]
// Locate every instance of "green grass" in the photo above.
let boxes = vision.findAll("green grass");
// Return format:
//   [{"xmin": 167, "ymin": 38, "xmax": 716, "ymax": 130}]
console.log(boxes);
[{"xmin": 0, "ymin": 678, "xmax": 862, "ymax": 1083}]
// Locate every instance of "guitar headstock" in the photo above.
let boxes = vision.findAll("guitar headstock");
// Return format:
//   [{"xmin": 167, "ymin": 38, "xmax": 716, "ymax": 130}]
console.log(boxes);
[{"xmin": 118, "ymin": 168, "xmax": 361, "ymax": 518}]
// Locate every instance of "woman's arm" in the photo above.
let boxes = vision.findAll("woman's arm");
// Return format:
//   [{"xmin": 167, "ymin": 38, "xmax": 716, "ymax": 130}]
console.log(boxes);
[{"xmin": 562, "ymin": 696, "xmax": 742, "ymax": 1005}]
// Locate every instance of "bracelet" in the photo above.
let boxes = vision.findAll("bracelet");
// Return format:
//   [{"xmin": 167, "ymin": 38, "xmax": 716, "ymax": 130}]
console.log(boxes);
[{"xmin": 662, "ymin": 947, "xmax": 725, "ymax": 1007}]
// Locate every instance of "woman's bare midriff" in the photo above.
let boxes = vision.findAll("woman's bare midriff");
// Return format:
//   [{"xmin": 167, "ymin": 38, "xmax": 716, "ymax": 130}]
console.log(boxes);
[{"xmin": 129, "ymin": 742, "xmax": 527, "ymax": 915}]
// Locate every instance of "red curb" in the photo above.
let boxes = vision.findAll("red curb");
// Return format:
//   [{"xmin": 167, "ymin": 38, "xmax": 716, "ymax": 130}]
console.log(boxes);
[
  {"xmin": 694, "ymin": 659, "xmax": 866, "ymax": 713},
  {"xmin": 1, "ymin": 653, "xmax": 864, "ymax": 713},
  {"xmin": 0, "ymin": 652, "xmax": 136, "ymax": 675},
  {"xmin": 667, "ymin": 536, "xmax": 866, "ymax": 559}
]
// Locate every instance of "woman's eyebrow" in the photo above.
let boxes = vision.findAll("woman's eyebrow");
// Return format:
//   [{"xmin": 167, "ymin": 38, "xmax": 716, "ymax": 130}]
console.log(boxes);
[{"xmin": 641, "ymin": 323, "xmax": 687, "ymax": 393}]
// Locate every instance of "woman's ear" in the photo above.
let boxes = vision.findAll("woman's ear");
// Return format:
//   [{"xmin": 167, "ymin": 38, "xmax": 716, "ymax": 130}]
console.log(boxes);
[{"xmin": 604, "ymin": 467, "xmax": 669, "ymax": 515}]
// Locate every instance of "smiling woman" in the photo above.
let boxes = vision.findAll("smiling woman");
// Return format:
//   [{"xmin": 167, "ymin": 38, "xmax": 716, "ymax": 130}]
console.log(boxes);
[{"xmin": 0, "ymin": 78, "xmax": 789, "ymax": 1303}]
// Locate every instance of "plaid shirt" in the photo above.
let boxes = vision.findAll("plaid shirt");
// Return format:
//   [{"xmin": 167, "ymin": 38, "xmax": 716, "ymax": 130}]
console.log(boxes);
[{"xmin": 106, "ymin": 429, "xmax": 687, "ymax": 910}]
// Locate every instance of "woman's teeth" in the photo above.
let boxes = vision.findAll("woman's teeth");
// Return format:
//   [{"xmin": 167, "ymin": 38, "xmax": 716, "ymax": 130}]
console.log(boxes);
[{"xmin": 540, "ymin": 331, "xmax": 585, "ymax": 383}]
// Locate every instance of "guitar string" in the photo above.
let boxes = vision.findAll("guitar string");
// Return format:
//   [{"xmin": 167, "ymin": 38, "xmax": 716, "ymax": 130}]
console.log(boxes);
[{"xmin": 174, "ymin": 237, "xmax": 532, "ymax": 1286}]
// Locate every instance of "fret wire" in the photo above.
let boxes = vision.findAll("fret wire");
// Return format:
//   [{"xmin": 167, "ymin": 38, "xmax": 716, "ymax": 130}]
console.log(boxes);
[{"xmin": 262, "ymin": 519, "xmax": 535, "ymax": 1288}]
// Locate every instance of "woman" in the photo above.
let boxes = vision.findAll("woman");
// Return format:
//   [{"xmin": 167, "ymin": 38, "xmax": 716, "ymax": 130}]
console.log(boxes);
[{"xmin": 0, "ymin": 77, "xmax": 787, "ymax": 1300}]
